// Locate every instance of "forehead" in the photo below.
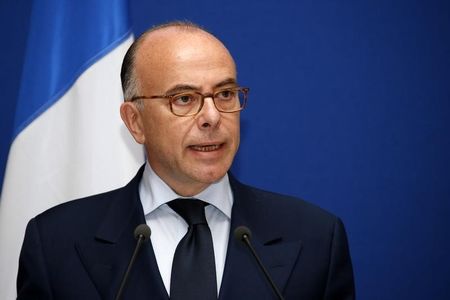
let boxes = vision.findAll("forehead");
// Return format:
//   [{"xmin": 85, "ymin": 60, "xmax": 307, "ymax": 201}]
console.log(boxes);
[{"xmin": 134, "ymin": 28, "xmax": 237, "ymax": 92}]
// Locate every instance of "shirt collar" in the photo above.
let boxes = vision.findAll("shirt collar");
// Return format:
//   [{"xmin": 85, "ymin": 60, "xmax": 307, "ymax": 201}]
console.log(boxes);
[{"xmin": 139, "ymin": 161, "xmax": 233, "ymax": 219}]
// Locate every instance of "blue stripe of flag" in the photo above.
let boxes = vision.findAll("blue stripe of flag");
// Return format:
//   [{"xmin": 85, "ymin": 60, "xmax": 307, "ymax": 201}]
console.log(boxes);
[{"xmin": 13, "ymin": 0, "xmax": 131, "ymax": 138}]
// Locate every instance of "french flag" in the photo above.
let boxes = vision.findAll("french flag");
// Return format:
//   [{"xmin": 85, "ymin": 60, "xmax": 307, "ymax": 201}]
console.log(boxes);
[{"xmin": 0, "ymin": 1, "xmax": 144, "ymax": 297}]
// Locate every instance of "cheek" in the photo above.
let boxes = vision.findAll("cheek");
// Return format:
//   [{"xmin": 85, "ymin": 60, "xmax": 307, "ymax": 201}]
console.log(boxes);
[
  {"xmin": 226, "ymin": 115, "xmax": 241, "ymax": 144},
  {"xmin": 145, "ymin": 118, "xmax": 190, "ymax": 155},
  {"xmin": 141, "ymin": 115, "xmax": 169, "ymax": 152}
]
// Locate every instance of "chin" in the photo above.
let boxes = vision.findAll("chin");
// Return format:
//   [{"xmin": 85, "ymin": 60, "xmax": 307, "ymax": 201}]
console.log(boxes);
[{"xmin": 193, "ymin": 167, "xmax": 228, "ymax": 184}]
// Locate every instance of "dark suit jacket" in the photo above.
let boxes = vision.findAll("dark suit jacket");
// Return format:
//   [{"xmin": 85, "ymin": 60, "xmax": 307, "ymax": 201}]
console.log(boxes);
[{"xmin": 17, "ymin": 166, "xmax": 355, "ymax": 299}]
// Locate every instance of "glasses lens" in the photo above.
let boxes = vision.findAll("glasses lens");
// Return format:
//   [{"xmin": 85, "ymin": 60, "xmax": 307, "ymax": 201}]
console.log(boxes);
[
  {"xmin": 171, "ymin": 92, "xmax": 202, "ymax": 116},
  {"xmin": 214, "ymin": 88, "xmax": 246, "ymax": 112}
]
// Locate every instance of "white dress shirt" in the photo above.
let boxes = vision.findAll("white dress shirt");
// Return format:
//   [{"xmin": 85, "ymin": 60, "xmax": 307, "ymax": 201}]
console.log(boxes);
[{"xmin": 139, "ymin": 162, "xmax": 233, "ymax": 296}]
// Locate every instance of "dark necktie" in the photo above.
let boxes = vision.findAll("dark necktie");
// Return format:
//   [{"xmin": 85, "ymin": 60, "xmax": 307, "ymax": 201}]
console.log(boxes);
[{"xmin": 168, "ymin": 198, "xmax": 217, "ymax": 300}]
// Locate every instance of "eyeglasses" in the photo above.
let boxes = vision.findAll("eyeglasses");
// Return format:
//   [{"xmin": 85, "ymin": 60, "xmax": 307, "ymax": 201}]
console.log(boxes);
[{"xmin": 127, "ymin": 86, "xmax": 249, "ymax": 117}]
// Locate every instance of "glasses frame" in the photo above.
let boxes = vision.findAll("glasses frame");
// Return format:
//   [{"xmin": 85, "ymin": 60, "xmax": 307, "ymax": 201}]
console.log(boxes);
[{"xmin": 127, "ymin": 86, "xmax": 249, "ymax": 117}]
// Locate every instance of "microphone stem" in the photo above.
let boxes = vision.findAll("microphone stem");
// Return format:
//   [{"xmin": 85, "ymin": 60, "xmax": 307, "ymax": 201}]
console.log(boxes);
[
  {"xmin": 115, "ymin": 235, "xmax": 145, "ymax": 300},
  {"xmin": 242, "ymin": 235, "xmax": 285, "ymax": 300}
]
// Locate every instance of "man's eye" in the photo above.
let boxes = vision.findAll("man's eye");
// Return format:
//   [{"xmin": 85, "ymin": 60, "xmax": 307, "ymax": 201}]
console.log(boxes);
[
  {"xmin": 173, "ymin": 94, "xmax": 195, "ymax": 105},
  {"xmin": 217, "ymin": 90, "xmax": 235, "ymax": 100}
]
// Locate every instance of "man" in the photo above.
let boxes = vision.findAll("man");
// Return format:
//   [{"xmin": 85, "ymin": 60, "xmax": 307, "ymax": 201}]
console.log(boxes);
[{"xmin": 17, "ymin": 22, "xmax": 355, "ymax": 299}]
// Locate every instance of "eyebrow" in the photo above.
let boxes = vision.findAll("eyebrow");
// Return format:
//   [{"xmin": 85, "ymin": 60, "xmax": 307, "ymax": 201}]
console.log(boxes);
[
  {"xmin": 164, "ymin": 78, "xmax": 238, "ymax": 95},
  {"xmin": 165, "ymin": 84, "xmax": 199, "ymax": 95},
  {"xmin": 214, "ymin": 78, "xmax": 238, "ymax": 89}
]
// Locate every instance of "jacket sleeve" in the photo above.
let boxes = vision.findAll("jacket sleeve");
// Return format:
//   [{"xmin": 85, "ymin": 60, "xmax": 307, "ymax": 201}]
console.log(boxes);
[
  {"xmin": 17, "ymin": 218, "xmax": 53, "ymax": 300},
  {"xmin": 323, "ymin": 217, "xmax": 356, "ymax": 300}
]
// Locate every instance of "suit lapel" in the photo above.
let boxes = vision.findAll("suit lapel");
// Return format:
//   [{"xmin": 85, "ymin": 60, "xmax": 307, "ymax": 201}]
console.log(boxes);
[
  {"xmin": 219, "ymin": 176, "xmax": 303, "ymax": 299},
  {"xmin": 73, "ymin": 168, "xmax": 301, "ymax": 299},
  {"xmin": 75, "ymin": 166, "xmax": 169, "ymax": 300}
]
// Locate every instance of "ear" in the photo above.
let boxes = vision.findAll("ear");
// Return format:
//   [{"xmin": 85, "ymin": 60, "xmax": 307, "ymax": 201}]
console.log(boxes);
[{"xmin": 120, "ymin": 102, "xmax": 146, "ymax": 144}]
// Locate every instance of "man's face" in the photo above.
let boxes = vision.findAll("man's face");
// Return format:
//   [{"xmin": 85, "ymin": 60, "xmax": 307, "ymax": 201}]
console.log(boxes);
[{"xmin": 132, "ymin": 29, "xmax": 240, "ymax": 196}]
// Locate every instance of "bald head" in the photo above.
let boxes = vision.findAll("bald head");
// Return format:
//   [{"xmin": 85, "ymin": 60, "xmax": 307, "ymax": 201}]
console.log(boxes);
[
  {"xmin": 121, "ymin": 21, "xmax": 236, "ymax": 101},
  {"xmin": 119, "ymin": 21, "xmax": 242, "ymax": 196}
]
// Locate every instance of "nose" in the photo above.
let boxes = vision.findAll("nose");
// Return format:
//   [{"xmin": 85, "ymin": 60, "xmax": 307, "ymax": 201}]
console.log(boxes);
[{"xmin": 196, "ymin": 97, "xmax": 221, "ymax": 129}]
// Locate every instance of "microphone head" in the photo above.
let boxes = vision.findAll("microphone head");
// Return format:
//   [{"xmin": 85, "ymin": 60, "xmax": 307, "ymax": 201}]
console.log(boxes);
[
  {"xmin": 234, "ymin": 226, "xmax": 252, "ymax": 242},
  {"xmin": 134, "ymin": 224, "xmax": 151, "ymax": 241}
]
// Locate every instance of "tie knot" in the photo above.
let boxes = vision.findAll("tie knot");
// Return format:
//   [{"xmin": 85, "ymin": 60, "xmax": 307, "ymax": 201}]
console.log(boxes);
[{"xmin": 169, "ymin": 198, "xmax": 208, "ymax": 225}]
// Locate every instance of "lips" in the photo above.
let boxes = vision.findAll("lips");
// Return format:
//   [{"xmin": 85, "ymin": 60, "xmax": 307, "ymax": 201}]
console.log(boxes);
[{"xmin": 189, "ymin": 144, "xmax": 222, "ymax": 152}]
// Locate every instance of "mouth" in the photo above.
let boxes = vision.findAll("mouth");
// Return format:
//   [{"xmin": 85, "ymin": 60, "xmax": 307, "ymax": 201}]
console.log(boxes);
[{"xmin": 188, "ymin": 143, "xmax": 223, "ymax": 152}]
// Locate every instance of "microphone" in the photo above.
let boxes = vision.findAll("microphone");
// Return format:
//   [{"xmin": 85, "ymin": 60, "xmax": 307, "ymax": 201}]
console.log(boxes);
[
  {"xmin": 234, "ymin": 226, "xmax": 285, "ymax": 300},
  {"xmin": 115, "ymin": 224, "xmax": 151, "ymax": 300}
]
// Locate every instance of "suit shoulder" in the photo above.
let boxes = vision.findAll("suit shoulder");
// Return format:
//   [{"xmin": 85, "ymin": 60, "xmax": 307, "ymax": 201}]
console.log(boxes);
[
  {"xmin": 230, "ymin": 176, "xmax": 341, "ymax": 234},
  {"xmin": 250, "ymin": 185, "xmax": 336, "ymax": 219},
  {"xmin": 33, "ymin": 185, "xmax": 128, "ymax": 230},
  {"xmin": 34, "ymin": 165, "xmax": 144, "ymax": 225}
]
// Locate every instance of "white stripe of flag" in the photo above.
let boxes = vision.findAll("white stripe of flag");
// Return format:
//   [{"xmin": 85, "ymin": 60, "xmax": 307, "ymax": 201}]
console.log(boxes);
[{"xmin": 0, "ymin": 1, "xmax": 144, "ymax": 298}]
